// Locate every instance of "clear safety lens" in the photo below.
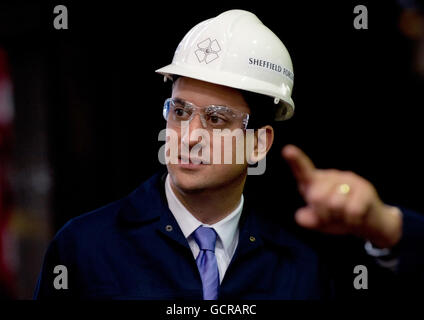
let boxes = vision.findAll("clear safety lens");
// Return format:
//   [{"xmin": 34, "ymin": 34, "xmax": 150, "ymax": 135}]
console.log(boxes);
[{"xmin": 163, "ymin": 98, "xmax": 249, "ymax": 130}]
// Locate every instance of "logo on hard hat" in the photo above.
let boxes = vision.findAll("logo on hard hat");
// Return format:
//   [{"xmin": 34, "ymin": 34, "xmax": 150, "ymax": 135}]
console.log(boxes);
[{"xmin": 195, "ymin": 38, "xmax": 221, "ymax": 64}]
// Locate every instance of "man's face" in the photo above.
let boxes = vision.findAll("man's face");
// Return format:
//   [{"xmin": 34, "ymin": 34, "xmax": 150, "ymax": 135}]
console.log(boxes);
[{"xmin": 166, "ymin": 77, "xmax": 251, "ymax": 193}]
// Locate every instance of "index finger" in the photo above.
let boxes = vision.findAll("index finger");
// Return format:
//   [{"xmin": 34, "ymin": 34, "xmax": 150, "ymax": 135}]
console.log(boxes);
[{"xmin": 282, "ymin": 144, "xmax": 316, "ymax": 186}]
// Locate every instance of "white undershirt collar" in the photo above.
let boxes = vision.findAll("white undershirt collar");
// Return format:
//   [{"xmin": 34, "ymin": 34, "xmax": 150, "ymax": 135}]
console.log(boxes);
[{"xmin": 164, "ymin": 174, "xmax": 243, "ymax": 257}]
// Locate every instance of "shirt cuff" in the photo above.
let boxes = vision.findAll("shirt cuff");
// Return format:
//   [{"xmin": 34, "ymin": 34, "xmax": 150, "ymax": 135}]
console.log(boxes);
[{"xmin": 364, "ymin": 240, "xmax": 399, "ymax": 272}]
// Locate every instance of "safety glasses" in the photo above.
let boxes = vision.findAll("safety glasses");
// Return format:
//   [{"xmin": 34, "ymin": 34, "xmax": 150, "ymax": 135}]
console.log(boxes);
[{"xmin": 163, "ymin": 98, "xmax": 250, "ymax": 130}]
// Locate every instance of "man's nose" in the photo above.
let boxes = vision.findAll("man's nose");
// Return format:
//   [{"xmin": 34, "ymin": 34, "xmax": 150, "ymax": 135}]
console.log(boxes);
[
  {"xmin": 180, "ymin": 113, "xmax": 208, "ymax": 150},
  {"xmin": 187, "ymin": 114, "xmax": 206, "ymax": 146},
  {"xmin": 190, "ymin": 113, "xmax": 205, "ymax": 130}
]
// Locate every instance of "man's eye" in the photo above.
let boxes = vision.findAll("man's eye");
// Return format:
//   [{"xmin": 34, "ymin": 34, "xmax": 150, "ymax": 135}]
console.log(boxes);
[
  {"xmin": 209, "ymin": 114, "xmax": 227, "ymax": 125},
  {"xmin": 210, "ymin": 116, "xmax": 221, "ymax": 123},
  {"xmin": 174, "ymin": 107, "xmax": 187, "ymax": 117}
]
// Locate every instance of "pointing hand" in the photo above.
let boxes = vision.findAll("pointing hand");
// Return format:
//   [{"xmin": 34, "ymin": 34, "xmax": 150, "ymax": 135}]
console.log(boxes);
[{"xmin": 282, "ymin": 144, "xmax": 402, "ymax": 248}]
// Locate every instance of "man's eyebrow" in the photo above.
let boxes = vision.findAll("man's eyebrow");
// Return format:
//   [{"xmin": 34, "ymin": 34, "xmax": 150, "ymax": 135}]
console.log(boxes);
[
  {"xmin": 172, "ymin": 97, "xmax": 186, "ymax": 104},
  {"xmin": 173, "ymin": 97, "xmax": 231, "ymax": 108}
]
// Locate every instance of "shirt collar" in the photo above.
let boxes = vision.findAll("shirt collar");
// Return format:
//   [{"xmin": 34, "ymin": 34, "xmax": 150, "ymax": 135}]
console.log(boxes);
[{"xmin": 165, "ymin": 174, "xmax": 243, "ymax": 255}]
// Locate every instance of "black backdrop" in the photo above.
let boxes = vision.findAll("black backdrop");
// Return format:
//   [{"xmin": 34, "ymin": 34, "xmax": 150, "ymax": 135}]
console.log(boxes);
[{"xmin": 1, "ymin": 1, "xmax": 423, "ymax": 232}]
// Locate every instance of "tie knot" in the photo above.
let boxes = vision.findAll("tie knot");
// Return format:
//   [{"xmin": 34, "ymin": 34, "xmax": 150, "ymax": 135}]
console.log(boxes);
[{"xmin": 193, "ymin": 226, "xmax": 217, "ymax": 252}]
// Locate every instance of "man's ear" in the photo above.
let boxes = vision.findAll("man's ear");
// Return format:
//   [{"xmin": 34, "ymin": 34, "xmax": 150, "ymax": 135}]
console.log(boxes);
[{"xmin": 248, "ymin": 125, "xmax": 274, "ymax": 163}]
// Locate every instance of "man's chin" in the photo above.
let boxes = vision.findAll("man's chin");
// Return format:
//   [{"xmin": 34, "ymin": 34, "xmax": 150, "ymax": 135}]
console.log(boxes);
[
  {"xmin": 169, "ymin": 177, "xmax": 209, "ymax": 194},
  {"xmin": 168, "ymin": 165, "xmax": 206, "ymax": 191},
  {"xmin": 167, "ymin": 163, "xmax": 247, "ymax": 193}
]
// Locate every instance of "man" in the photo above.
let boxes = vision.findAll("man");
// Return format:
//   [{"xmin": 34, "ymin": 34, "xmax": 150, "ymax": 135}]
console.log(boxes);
[{"xmin": 34, "ymin": 9, "xmax": 424, "ymax": 299}]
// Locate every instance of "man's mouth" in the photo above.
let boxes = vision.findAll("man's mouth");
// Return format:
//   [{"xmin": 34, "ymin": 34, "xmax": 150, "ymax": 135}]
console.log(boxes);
[{"xmin": 178, "ymin": 155, "xmax": 210, "ymax": 166}]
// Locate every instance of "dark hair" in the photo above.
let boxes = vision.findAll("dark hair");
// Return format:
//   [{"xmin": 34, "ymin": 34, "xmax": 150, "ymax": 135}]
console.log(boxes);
[{"xmin": 240, "ymin": 90, "xmax": 277, "ymax": 129}]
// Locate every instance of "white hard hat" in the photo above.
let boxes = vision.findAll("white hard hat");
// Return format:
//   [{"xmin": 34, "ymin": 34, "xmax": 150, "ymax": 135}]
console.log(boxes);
[{"xmin": 156, "ymin": 9, "xmax": 295, "ymax": 121}]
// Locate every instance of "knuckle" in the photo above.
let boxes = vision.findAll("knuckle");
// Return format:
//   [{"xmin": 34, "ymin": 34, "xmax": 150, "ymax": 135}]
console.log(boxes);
[
  {"xmin": 327, "ymin": 169, "xmax": 341, "ymax": 177},
  {"xmin": 344, "ymin": 170, "xmax": 356, "ymax": 179},
  {"xmin": 359, "ymin": 181, "xmax": 376, "ymax": 198},
  {"xmin": 368, "ymin": 183, "xmax": 378, "ymax": 196}
]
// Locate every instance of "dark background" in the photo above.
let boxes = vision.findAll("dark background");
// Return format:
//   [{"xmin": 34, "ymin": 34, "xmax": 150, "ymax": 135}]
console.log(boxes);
[{"xmin": 0, "ymin": 1, "xmax": 423, "ymax": 298}]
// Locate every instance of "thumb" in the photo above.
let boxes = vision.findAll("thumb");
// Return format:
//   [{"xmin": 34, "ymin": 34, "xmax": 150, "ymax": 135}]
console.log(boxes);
[{"xmin": 295, "ymin": 206, "xmax": 320, "ymax": 229}]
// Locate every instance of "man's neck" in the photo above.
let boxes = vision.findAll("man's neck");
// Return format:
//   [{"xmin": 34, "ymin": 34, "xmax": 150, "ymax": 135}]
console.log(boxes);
[{"xmin": 169, "ymin": 174, "xmax": 246, "ymax": 225}]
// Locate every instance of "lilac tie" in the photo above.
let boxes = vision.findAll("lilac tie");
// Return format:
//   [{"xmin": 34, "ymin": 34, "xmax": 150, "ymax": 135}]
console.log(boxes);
[{"xmin": 193, "ymin": 226, "xmax": 219, "ymax": 300}]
